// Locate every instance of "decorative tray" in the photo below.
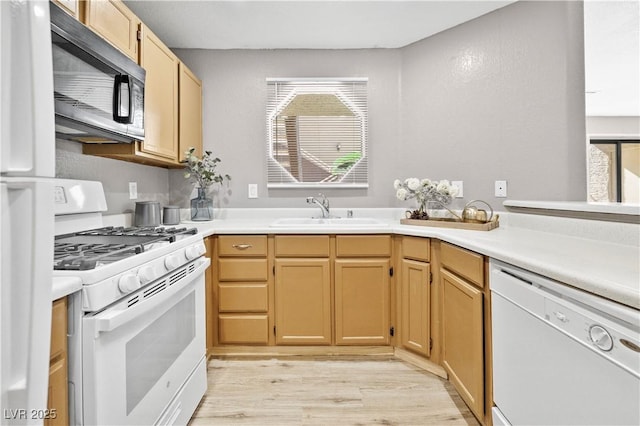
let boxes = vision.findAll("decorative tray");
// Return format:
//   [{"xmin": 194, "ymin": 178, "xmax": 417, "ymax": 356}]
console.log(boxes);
[{"xmin": 399, "ymin": 216, "xmax": 499, "ymax": 231}]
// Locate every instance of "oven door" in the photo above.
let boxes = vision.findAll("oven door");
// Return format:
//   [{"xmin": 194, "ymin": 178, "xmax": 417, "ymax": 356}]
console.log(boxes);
[{"xmin": 81, "ymin": 257, "xmax": 208, "ymax": 425}]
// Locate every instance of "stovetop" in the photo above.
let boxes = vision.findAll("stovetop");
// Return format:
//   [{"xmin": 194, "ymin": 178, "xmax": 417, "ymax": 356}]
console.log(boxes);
[{"xmin": 54, "ymin": 226, "xmax": 197, "ymax": 271}]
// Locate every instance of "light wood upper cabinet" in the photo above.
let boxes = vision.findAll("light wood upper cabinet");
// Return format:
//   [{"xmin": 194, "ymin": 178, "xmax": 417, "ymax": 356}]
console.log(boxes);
[
  {"xmin": 52, "ymin": 0, "xmax": 83, "ymax": 20},
  {"xmin": 139, "ymin": 24, "xmax": 179, "ymax": 162},
  {"xmin": 274, "ymin": 259, "xmax": 332, "ymax": 345},
  {"xmin": 401, "ymin": 258, "xmax": 431, "ymax": 356},
  {"xmin": 178, "ymin": 63, "xmax": 203, "ymax": 163},
  {"xmin": 84, "ymin": 0, "xmax": 140, "ymax": 60},
  {"xmin": 84, "ymin": 23, "xmax": 184, "ymax": 166},
  {"xmin": 80, "ymin": 1, "xmax": 204, "ymax": 168},
  {"xmin": 335, "ymin": 259, "xmax": 390, "ymax": 345}
]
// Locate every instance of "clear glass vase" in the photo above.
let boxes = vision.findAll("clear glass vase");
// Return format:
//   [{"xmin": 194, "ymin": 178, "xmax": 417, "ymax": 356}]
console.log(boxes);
[{"xmin": 190, "ymin": 187, "xmax": 213, "ymax": 221}]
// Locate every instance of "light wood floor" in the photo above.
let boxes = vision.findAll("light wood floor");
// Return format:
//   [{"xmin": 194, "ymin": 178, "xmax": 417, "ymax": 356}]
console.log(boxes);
[{"xmin": 189, "ymin": 357, "xmax": 479, "ymax": 425}]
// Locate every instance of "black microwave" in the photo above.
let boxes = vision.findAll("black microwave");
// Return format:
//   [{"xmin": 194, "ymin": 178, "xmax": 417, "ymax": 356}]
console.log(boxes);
[{"xmin": 50, "ymin": 2, "xmax": 144, "ymax": 143}]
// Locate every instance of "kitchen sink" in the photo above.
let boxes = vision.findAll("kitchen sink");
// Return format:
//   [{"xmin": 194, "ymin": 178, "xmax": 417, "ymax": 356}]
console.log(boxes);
[{"xmin": 270, "ymin": 217, "xmax": 388, "ymax": 227}]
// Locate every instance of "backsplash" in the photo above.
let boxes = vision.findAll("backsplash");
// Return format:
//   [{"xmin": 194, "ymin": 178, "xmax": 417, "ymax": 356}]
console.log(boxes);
[{"xmin": 56, "ymin": 139, "xmax": 170, "ymax": 215}]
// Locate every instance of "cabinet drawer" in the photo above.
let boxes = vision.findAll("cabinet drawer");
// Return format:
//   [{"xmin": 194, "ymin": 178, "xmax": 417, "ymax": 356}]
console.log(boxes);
[
  {"xmin": 219, "ymin": 283, "xmax": 268, "ymax": 313},
  {"xmin": 50, "ymin": 298, "xmax": 67, "ymax": 361},
  {"xmin": 218, "ymin": 258, "xmax": 268, "ymax": 281},
  {"xmin": 218, "ymin": 235, "xmax": 267, "ymax": 257},
  {"xmin": 275, "ymin": 235, "xmax": 330, "ymax": 257},
  {"xmin": 218, "ymin": 315, "xmax": 269, "ymax": 345},
  {"xmin": 336, "ymin": 235, "xmax": 391, "ymax": 257},
  {"xmin": 402, "ymin": 236, "xmax": 430, "ymax": 262},
  {"xmin": 441, "ymin": 242, "xmax": 484, "ymax": 288}
]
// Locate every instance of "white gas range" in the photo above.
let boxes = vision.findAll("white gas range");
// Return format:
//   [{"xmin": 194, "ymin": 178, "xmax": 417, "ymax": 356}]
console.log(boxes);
[{"xmin": 53, "ymin": 179, "xmax": 208, "ymax": 426}]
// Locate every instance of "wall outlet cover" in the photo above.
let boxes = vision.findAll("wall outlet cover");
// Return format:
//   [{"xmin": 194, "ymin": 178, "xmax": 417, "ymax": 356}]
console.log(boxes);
[
  {"xmin": 495, "ymin": 180, "xmax": 508, "ymax": 197},
  {"xmin": 248, "ymin": 184, "xmax": 258, "ymax": 199}
]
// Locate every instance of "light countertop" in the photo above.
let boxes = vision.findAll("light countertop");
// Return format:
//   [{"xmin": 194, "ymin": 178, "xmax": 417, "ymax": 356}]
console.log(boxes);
[
  {"xmin": 184, "ymin": 209, "xmax": 639, "ymax": 310},
  {"xmin": 53, "ymin": 208, "xmax": 639, "ymax": 310},
  {"xmin": 52, "ymin": 276, "xmax": 82, "ymax": 301}
]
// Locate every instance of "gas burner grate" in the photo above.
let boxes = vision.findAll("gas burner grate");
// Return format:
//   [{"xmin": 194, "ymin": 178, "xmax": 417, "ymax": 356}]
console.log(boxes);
[
  {"xmin": 76, "ymin": 226, "xmax": 197, "ymax": 240},
  {"xmin": 54, "ymin": 242, "xmax": 144, "ymax": 270},
  {"xmin": 53, "ymin": 226, "xmax": 198, "ymax": 271}
]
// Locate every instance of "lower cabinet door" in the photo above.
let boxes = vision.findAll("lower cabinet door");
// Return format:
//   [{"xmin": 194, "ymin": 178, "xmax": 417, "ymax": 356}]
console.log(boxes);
[
  {"xmin": 441, "ymin": 268, "xmax": 484, "ymax": 419},
  {"xmin": 275, "ymin": 259, "xmax": 331, "ymax": 345},
  {"xmin": 45, "ymin": 358, "xmax": 68, "ymax": 426},
  {"xmin": 46, "ymin": 297, "xmax": 68, "ymax": 426},
  {"xmin": 334, "ymin": 259, "xmax": 390, "ymax": 345},
  {"xmin": 401, "ymin": 259, "xmax": 431, "ymax": 356}
]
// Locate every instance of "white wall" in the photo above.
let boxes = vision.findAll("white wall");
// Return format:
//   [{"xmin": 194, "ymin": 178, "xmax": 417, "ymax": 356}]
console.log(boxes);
[
  {"xmin": 400, "ymin": 0, "xmax": 586, "ymax": 208},
  {"xmin": 56, "ymin": 140, "xmax": 170, "ymax": 214},
  {"xmin": 168, "ymin": 49, "xmax": 402, "ymax": 209},
  {"xmin": 57, "ymin": 0, "xmax": 587, "ymax": 213}
]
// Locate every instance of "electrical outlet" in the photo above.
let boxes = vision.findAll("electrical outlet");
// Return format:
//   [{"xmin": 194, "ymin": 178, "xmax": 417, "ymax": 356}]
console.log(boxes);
[
  {"xmin": 495, "ymin": 180, "xmax": 507, "ymax": 198},
  {"xmin": 129, "ymin": 182, "xmax": 138, "ymax": 200},
  {"xmin": 248, "ymin": 184, "xmax": 258, "ymax": 199},
  {"xmin": 452, "ymin": 181, "xmax": 463, "ymax": 198}
]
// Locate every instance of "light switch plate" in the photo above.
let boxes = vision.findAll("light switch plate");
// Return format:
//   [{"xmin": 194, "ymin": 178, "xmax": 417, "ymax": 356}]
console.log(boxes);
[
  {"xmin": 248, "ymin": 184, "xmax": 258, "ymax": 199},
  {"xmin": 129, "ymin": 182, "xmax": 138, "ymax": 200},
  {"xmin": 452, "ymin": 181, "xmax": 463, "ymax": 198},
  {"xmin": 495, "ymin": 180, "xmax": 507, "ymax": 198}
]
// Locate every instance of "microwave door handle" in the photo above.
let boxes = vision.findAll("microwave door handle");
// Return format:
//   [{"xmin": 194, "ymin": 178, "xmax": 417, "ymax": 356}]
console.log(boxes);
[{"xmin": 113, "ymin": 74, "xmax": 132, "ymax": 124}]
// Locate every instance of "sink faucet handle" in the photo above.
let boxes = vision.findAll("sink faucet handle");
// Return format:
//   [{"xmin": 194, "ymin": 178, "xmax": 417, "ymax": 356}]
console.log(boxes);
[
  {"xmin": 318, "ymin": 193, "xmax": 329, "ymax": 208},
  {"xmin": 306, "ymin": 196, "xmax": 315, "ymax": 204}
]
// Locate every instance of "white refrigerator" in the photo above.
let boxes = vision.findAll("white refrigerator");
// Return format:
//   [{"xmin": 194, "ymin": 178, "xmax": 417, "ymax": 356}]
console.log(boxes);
[{"xmin": 1, "ymin": 1, "xmax": 57, "ymax": 424}]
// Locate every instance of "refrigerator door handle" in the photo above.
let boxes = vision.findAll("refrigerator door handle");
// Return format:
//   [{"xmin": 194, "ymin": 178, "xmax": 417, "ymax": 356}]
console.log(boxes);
[
  {"xmin": 1, "ymin": 179, "xmax": 54, "ymax": 417},
  {"xmin": 0, "ymin": 1, "xmax": 55, "ymax": 177}
]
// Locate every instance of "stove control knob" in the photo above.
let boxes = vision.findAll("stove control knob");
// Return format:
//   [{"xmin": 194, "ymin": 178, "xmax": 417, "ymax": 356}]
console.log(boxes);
[
  {"xmin": 185, "ymin": 245, "xmax": 204, "ymax": 261},
  {"xmin": 118, "ymin": 274, "xmax": 141, "ymax": 293},
  {"xmin": 589, "ymin": 325, "xmax": 613, "ymax": 351},
  {"xmin": 138, "ymin": 265, "xmax": 156, "ymax": 284},
  {"xmin": 164, "ymin": 255, "xmax": 182, "ymax": 271}
]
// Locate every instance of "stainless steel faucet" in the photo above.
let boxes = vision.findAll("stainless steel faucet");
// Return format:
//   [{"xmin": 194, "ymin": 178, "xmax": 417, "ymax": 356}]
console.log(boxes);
[{"xmin": 306, "ymin": 193, "xmax": 330, "ymax": 218}]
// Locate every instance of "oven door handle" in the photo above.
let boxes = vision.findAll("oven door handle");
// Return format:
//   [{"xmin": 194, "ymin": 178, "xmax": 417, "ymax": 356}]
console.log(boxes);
[{"xmin": 93, "ymin": 257, "xmax": 210, "ymax": 334}]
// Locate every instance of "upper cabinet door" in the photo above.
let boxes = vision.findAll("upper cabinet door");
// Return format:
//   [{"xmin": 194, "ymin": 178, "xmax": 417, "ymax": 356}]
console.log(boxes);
[
  {"xmin": 84, "ymin": 0, "xmax": 140, "ymax": 61},
  {"xmin": 139, "ymin": 24, "xmax": 179, "ymax": 161},
  {"xmin": 51, "ymin": 0, "xmax": 82, "ymax": 20},
  {"xmin": 178, "ymin": 63, "xmax": 203, "ymax": 163}
]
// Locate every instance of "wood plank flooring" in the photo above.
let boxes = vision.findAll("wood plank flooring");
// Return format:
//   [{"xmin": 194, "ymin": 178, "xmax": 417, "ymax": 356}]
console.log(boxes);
[{"xmin": 189, "ymin": 357, "xmax": 479, "ymax": 425}]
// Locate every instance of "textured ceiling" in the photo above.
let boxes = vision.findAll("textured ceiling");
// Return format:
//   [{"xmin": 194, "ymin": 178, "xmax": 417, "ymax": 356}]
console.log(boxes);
[{"xmin": 123, "ymin": 0, "xmax": 516, "ymax": 49}]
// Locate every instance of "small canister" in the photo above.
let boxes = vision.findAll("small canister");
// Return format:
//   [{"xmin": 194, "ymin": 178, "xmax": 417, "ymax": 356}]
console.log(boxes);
[
  {"xmin": 163, "ymin": 205, "xmax": 181, "ymax": 225},
  {"xmin": 134, "ymin": 201, "xmax": 161, "ymax": 227}
]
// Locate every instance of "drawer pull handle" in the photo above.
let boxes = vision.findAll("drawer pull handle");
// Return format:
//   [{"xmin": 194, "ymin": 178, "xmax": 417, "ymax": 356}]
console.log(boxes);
[{"xmin": 232, "ymin": 244, "xmax": 253, "ymax": 250}]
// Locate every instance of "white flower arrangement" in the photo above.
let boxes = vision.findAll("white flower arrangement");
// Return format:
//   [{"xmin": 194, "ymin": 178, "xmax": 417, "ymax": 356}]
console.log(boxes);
[{"xmin": 394, "ymin": 178, "xmax": 459, "ymax": 218}]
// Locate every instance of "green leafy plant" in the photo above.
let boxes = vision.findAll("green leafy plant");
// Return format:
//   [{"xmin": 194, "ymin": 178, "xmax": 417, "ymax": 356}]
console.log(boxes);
[{"xmin": 183, "ymin": 147, "xmax": 231, "ymax": 189}]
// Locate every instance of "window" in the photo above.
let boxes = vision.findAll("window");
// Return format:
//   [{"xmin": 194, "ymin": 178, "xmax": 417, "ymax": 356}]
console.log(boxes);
[
  {"xmin": 588, "ymin": 139, "xmax": 640, "ymax": 203},
  {"xmin": 266, "ymin": 78, "xmax": 368, "ymax": 188}
]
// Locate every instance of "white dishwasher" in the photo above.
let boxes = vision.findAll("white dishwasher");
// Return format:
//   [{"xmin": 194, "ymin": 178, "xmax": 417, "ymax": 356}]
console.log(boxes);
[{"xmin": 490, "ymin": 259, "xmax": 640, "ymax": 426}]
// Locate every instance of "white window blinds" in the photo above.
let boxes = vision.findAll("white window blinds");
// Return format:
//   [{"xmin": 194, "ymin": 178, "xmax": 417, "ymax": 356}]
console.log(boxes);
[{"xmin": 266, "ymin": 78, "xmax": 368, "ymax": 188}]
